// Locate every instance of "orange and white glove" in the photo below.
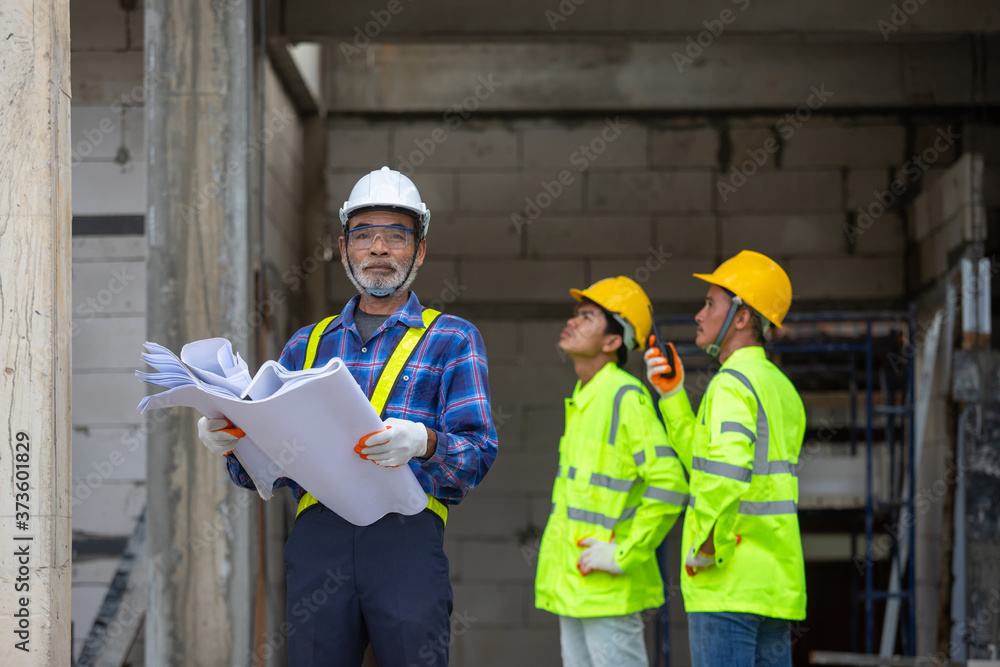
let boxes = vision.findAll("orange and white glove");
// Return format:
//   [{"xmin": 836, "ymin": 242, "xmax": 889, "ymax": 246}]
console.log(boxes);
[
  {"xmin": 685, "ymin": 535, "xmax": 741, "ymax": 576},
  {"xmin": 644, "ymin": 335, "xmax": 685, "ymax": 398},
  {"xmin": 684, "ymin": 546, "xmax": 716, "ymax": 577},
  {"xmin": 197, "ymin": 417, "xmax": 245, "ymax": 456},
  {"xmin": 356, "ymin": 417, "xmax": 428, "ymax": 468},
  {"xmin": 577, "ymin": 538, "xmax": 624, "ymax": 575}
]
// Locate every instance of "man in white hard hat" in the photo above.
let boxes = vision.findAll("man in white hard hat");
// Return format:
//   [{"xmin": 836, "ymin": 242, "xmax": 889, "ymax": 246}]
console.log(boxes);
[{"xmin": 198, "ymin": 166, "xmax": 499, "ymax": 666}]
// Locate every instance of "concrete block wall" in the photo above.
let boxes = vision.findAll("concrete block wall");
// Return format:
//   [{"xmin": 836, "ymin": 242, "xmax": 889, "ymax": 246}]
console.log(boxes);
[
  {"xmin": 68, "ymin": 0, "xmax": 310, "ymax": 659},
  {"xmin": 69, "ymin": 1, "xmax": 146, "ymax": 657},
  {"xmin": 71, "ymin": 188, "xmax": 147, "ymax": 658},
  {"xmin": 325, "ymin": 115, "xmax": 938, "ymax": 313},
  {"xmin": 323, "ymin": 113, "xmax": 976, "ymax": 665}
]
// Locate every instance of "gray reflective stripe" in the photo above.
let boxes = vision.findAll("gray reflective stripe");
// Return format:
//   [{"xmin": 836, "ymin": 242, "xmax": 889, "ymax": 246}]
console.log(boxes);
[
  {"xmin": 608, "ymin": 385, "xmax": 644, "ymax": 445},
  {"xmin": 550, "ymin": 502, "xmax": 556, "ymax": 515},
  {"xmin": 633, "ymin": 451, "xmax": 646, "ymax": 466},
  {"xmin": 692, "ymin": 456, "xmax": 752, "ymax": 483},
  {"xmin": 718, "ymin": 369, "xmax": 770, "ymax": 475},
  {"xmin": 721, "ymin": 421, "xmax": 755, "ymax": 442},
  {"xmin": 688, "ymin": 496, "xmax": 696, "ymax": 508},
  {"xmin": 762, "ymin": 460, "xmax": 797, "ymax": 476},
  {"xmin": 643, "ymin": 486, "xmax": 689, "ymax": 507},
  {"xmin": 567, "ymin": 506, "xmax": 638, "ymax": 529},
  {"xmin": 590, "ymin": 473, "xmax": 634, "ymax": 493},
  {"xmin": 556, "ymin": 465, "xmax": 561, "ymax": 478},
  {"xmin": 718, "ymin": 368, "xmax": 796, "ymax": 478},
  {"xmin": 655, "ymin": 445, "xmax": 679, "ymax": 458},
  {"xmin": 568, "ymin": 466, "xmax": 577, "ymax": 480},
  {"xmin": 738, "ymin": 500, "xmax": 798, "ymax": 515}
]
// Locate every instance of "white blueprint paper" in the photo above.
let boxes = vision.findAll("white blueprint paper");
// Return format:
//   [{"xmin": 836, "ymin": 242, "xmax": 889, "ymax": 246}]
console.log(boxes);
[{"xmin": 136, "ymin": 339, "xmax": 429, "ymax": 526}]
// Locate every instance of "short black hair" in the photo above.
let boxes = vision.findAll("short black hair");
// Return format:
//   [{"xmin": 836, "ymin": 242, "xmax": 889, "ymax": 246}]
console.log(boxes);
[{"xmin": 580, "ymin": 298, "xmax": 628, "ymax": 366}]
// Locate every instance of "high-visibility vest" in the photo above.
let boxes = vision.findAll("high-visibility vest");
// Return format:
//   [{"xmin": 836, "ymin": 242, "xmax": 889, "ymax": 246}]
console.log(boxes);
[
  {"xmin": 660, "ymin": 345, "xmax": 807, "ymax": 620},
  {"xmin": 294, "ymin": 308, "xmax": 449, "ymax": 526},
  {"xmin": 535, "ymin": 363, "xmax": 689, "ymax": 618}
]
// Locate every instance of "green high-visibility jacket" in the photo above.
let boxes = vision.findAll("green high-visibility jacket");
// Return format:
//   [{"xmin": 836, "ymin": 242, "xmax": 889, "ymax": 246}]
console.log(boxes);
[
  {"xmin": 535, "ymin": 362, "xmax": 689, "ymax": 618},
  {"xmin": 660, "ymin": 345, "xmax": 807, "ymax": 620}
]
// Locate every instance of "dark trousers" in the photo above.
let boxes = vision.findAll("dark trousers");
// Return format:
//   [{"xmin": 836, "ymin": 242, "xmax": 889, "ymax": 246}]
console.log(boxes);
[{"xmin": 284, "ymin": 505, "xmax": 453, "ymax": 666}]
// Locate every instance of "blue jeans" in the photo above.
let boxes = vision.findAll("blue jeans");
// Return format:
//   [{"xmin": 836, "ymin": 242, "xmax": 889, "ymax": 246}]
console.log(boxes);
[{"xmin": 688, "ymin": 612, "xmax": 792, "ymax": 667}]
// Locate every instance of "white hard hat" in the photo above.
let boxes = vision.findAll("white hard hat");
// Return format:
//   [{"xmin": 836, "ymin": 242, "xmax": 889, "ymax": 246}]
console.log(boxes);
[{"xmin": 339, "ymin": 166, "xmax": 431, "ymax": 238}]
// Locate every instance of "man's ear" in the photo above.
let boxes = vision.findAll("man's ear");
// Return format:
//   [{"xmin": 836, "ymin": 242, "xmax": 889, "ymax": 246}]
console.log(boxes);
[
  {"xmin": 602, "ymin": 333, "xmax": 624, "ymax": 354},
  {"xmin": 733, "ymin": 306, "xmax": 753, "ymax": 331},
  {"xmin": 338, "ymin": 236, "xmax": 347, "ymax": 266}
]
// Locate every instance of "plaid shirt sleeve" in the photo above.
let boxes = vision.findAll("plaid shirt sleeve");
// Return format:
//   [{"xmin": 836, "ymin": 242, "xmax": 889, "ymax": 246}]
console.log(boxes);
[{"xmin": 416, "ymin": 322, "xmax": 498, "ymax": 504}]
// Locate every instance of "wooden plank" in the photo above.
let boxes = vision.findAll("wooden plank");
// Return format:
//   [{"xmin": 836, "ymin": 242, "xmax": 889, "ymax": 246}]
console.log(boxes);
[{"xmin": 0, "ymin": 1, "xmax": 73, "ymax": 665}]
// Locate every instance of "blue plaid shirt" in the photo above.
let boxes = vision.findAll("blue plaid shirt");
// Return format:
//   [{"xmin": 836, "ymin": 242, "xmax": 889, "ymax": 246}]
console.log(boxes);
[{"xmin": 225, "ymin": 292, "xmax": 498, "ymax": 505}]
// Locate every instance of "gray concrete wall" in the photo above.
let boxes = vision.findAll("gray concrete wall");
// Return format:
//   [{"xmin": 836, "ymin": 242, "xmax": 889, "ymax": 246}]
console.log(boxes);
[
  {"xmin": 69, "ymin": 0, "xmax": 147, "ymax": 659},
  {"xmin": 68, "ymin": 0, "xmax": 311, "ymax": 662}
]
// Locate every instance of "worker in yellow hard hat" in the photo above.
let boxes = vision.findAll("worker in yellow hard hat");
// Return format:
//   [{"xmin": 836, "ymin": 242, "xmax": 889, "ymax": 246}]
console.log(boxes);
[
  {"xmin": 643, "ymin": 251, "xmax": 806, "ymax": 667},
  {"xmin": 536, "ymin": 276, "xmax": 689, "ymax": 667}
]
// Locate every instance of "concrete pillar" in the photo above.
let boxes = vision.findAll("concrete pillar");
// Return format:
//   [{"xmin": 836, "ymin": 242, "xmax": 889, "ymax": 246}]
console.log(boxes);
[
  {"xmin": 144, "ymin": 0, "xmax": 255, "ymax": 665},
  {"xmin": 0, "ymin": 1, "xmax": 72, "ymax": 664}
]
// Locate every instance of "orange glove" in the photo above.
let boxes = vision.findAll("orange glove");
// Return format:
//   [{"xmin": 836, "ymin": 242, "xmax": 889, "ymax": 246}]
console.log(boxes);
[{"xmin": 644, "ymin": 335, "xmax": 685, "ymax": 398}]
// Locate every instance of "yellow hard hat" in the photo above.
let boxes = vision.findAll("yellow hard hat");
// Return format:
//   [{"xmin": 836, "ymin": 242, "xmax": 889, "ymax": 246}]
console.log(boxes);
[
  {"xmin": 569, "ymin": 276, "xmax": 653, "ymax": 351},
  {"xmin": 693, "ymin": 250, "xmax": 792, "ymax": 327}
]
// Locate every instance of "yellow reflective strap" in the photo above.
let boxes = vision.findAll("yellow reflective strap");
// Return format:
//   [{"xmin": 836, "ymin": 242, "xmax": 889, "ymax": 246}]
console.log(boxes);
[
  {"xmin": 425, "ymin": 496, "xmax": 449, "ymax": 526},
  {"xmin": 296, "ymin": 308, "xmax": 446, "ymax": 525},
  {"xmin": 297, "ymin": 492, "xmax": 319, "ymax": 517},
  {"xmin": 296, "ymin": 492, "xmax": 447, "ymax": 525},
  {"xmin": 303, "ymin": 315, "xmax": 337, "ymax": 370},
  {"xmin": 369, "ymin": 308, "xmax": 440, "ymax": 414}
]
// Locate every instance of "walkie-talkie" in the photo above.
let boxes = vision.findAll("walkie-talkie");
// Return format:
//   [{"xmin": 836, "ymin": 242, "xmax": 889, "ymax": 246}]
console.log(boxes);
[{"xmin": 648, "ymin": 305, "xmax": 677, "ymax": 379}]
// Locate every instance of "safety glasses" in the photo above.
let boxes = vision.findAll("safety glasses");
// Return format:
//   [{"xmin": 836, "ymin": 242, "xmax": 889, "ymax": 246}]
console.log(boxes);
[{"xmin": 345, "ymin": 225, "xmax": 414, "ymax": 250}]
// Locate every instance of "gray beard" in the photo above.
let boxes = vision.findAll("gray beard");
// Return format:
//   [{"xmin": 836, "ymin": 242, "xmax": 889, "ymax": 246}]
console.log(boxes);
[{"xmin": 344, "ymin": 253, "xmax": 419, "ymax": 298}]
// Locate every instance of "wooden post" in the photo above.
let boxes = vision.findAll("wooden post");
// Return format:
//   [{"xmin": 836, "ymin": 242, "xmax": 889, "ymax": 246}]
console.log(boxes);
[{"xmin": 0, "ymin": 0, "xmax": 73, "ymax": 664}]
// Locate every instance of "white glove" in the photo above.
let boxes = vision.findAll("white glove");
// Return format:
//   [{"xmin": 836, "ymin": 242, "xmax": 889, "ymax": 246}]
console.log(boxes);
[
  {"xmin": 358, "ymin": 417, "xmax": 428, "ymax": 468},
  {"xmin": 684, "ymin": 546, "xmax": 716, "ymax": 576},
  {"xmin": 197, "ymin": 417, "xmax": 240, "ymax": 456},
  {"xmin": 577, "ymin": 538, "xmax": 624, "ymax": 575}
]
